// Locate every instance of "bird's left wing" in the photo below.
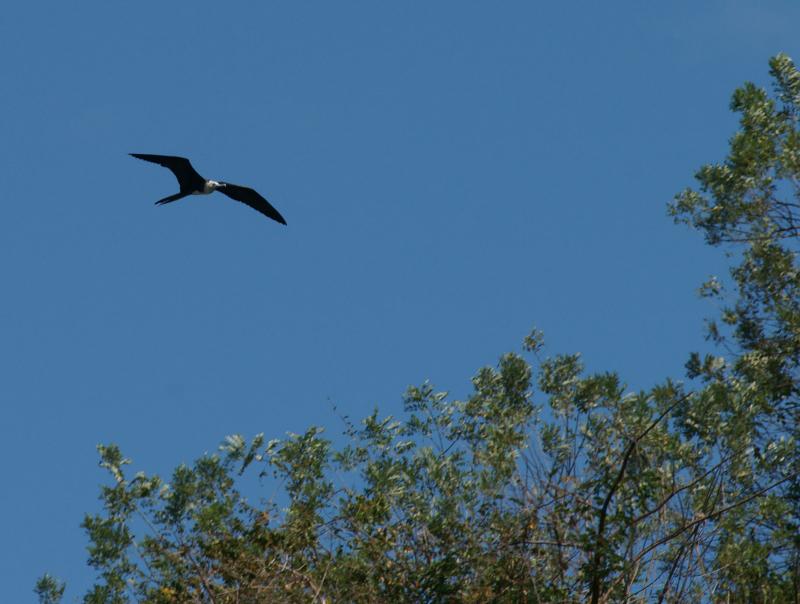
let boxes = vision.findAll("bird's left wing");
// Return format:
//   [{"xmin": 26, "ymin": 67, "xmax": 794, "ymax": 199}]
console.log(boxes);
[
  {"xmin": 129, "ymin": 154, "xmax": 206, "ymax": 191},
  {"xmin": 218, "ymin": 183, "xmax": 287, "ymax": 225}
]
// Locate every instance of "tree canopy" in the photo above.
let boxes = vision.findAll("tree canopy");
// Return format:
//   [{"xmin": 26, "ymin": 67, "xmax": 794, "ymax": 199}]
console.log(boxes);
[{"xmin": 40, "ymin": 54, "xmax": 800, "ymax": 603}]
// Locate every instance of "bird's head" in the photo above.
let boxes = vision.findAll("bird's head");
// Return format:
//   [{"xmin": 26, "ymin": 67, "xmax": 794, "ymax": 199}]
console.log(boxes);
[{"xmin": 206, "ymin": 180, "xmax": 226, "ymax": 191}]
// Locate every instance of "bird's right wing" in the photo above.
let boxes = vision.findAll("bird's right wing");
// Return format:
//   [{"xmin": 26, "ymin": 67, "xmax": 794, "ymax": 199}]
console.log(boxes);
[
  {"xmin": 218, "ymin": 183, "xmax": 287, "ymax": 225},
  {"xmin": 130, "ymin": 154, "xmax": 206, "ymax": 191}
]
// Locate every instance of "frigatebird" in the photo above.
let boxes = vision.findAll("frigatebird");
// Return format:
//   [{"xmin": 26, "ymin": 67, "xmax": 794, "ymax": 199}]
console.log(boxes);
[{"xmin": 130, "ymin": 153, "xmax": 287, "ymax": 225}]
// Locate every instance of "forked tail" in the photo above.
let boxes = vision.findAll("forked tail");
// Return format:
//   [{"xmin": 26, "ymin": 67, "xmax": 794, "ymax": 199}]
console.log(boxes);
[{"xmin": 155, "ymin": 192, "xmax": 189, "ymax": 206}]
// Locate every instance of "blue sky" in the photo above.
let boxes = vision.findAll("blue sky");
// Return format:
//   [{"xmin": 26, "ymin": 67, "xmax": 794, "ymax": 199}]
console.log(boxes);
[{"xmin": 2, "ymin": 1, "xmax": 799, "ymax": 599}]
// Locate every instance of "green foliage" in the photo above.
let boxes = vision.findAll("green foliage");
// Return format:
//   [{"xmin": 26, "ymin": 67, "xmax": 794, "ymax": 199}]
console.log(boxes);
[
  {"xmin": 35, "ymin": 574, "xmax": 65, "ymax": 604},
  {"xmin": 43, "ymin": 54, "xmax": 800, "ymax": 602},
  {"xmin": 42, "ymin": 352, "xmax": 770, "ymax": 602},
  {"xmin": 670, "ymin": 51, "xmax": 800, "ymax": 602}
]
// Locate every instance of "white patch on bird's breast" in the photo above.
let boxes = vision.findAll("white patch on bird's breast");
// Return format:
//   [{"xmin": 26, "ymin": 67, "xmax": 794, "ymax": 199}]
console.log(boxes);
[{"xmin": 202, "ymin": 180, "xmax": 221, "ymax": 194}]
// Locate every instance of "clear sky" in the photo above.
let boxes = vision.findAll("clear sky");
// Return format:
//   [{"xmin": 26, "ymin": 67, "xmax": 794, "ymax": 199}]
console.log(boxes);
[{"xmin": 3, "ymin": 1, "xmax": 799, "ymax": 599}]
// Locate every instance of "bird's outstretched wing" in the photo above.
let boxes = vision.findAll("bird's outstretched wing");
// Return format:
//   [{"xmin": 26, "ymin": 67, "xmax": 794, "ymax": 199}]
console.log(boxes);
[
  {"xmin": 130, "ymin": 154, "xmax": 206, "ymax": 192},
  {"xmin": 218, "ymin": 183, "xmax": 287, "ymax": 225}
]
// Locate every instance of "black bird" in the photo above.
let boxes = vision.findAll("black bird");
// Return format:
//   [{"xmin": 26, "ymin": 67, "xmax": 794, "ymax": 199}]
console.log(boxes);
[{"xmin": 130, "ymin": 153, "xmax": 287, "ymax": 225}]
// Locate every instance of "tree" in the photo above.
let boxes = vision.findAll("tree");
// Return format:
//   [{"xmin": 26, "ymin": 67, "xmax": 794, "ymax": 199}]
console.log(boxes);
[
  {"xmin": 669, "ymin": 52, "xmax": 800, "ymax": 601},
  {"xmin": 40, "ymin": 55, "xmax": 800, "ymax": 603}
]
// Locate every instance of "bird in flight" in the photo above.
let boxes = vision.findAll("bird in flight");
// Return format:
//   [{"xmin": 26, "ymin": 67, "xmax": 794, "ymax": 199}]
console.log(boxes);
[{"xmin": 130, "ymin": 154, "xmax": 287, "ymax": 225}]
